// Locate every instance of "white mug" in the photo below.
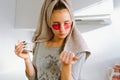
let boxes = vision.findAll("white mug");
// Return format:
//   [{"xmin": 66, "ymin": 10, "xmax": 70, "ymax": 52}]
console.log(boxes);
[{"xmin": 23, "ymin": 41, "xmax": 34, "ymax": 52}]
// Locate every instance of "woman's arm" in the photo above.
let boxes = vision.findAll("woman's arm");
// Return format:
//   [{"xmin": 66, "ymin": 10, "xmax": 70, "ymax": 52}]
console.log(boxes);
[
  {"xmin": 14, "ymin": 41, "xmax": 36, "ymax": 79},
  {"xmin": 59, "ymin": 51, "xmax": 87, "ymax": 80},
  {"xmin": 61, "ymin": 63, "xmax": 73, "ymax": 80},
  {"xmin": 59, "ymin": 51, "xmax": 78, "ymax": 80},
  {"xmin": 24, "ymin": 57, "xmax": 36, "ymax": 78}
]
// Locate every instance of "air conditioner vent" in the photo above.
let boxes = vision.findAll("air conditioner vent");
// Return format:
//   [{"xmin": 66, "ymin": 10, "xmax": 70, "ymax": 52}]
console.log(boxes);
[{"xmin": 75, "ymin": 14, "xmax": 112, "ymax": 24}]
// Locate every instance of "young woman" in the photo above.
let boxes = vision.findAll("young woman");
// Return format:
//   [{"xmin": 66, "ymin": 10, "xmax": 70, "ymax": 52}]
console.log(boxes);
[{"xmin": 14, "ymin": 0, "xmax": 90, "ymax": 80}]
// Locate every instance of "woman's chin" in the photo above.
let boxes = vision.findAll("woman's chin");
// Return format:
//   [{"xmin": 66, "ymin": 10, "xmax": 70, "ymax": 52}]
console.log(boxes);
[{"xmin": 58, "ymin": 36, "xmax": 67, "ymax": 39}]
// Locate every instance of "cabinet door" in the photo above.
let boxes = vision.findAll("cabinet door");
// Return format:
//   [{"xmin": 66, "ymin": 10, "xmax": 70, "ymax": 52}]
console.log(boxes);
[{"xmin": 15, "ymin": 0, "xmax": 43, "ymax": 30}]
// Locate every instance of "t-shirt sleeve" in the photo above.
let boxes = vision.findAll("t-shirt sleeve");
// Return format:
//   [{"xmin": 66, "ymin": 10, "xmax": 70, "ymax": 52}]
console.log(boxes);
[{"xmin": 72, "ymin": 52, "xmax": 87, "ymax": 80}]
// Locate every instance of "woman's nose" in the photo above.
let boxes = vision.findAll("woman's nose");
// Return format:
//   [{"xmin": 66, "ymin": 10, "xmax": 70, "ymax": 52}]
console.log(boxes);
[{"xmin": 60, "ymin": 24, "xmax": 65, "ymax": 31}]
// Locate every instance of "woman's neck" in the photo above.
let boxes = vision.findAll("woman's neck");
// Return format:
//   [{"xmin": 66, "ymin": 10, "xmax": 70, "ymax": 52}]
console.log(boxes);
[{"xmin": 45, "ymin": 38, "xmax": 65, "ymax": 47}]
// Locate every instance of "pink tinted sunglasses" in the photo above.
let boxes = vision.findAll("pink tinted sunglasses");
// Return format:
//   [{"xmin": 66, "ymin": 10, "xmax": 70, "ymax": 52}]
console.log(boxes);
[{"xmin": 52, "ymin": 23, "xmax": 71, "ymax": 30}]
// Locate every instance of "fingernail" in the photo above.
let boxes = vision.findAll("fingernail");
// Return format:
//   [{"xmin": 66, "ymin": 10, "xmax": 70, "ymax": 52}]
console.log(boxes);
[{"xmin": 24, "ymin": 43, "xmax": 27, "ymax": 45}]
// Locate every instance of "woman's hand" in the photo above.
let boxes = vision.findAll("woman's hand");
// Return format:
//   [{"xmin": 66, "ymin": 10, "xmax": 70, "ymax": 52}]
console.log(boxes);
[
  {"xmin": 59, "ymin": 51, "xmax": 78, "ymax": 80},
  {"xmin": 59, "ymin": 51, "xmax": 78, "ymax": 65},
  {"xmin": 14, "ymin": 41, "xmax": 30, "ymax": 60}
]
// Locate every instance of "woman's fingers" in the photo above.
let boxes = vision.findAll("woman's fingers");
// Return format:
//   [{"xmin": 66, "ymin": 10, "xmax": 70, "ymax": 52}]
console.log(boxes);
[
  {"xmin": 17, "ymin": 48, "xmax": 24, "ymax": 57},
  {"xmin": 68, "ymin": 51, "xmax": 74, "ymax": 63},
  {"xmin": 59, "ymin": 51, "xmax": 66, "ymax": 61},
  {"xmin": 62, "ymin": 51, "xmax": 67, "ymax": 62},
  {"xmin": 65, "ymin": 52, "xmax": 69, "ymax": 64},
  {"xmin": 14, "ymin": 40, "xmax": 30, "ymax": 59},
  {"xmin": 73, "ymin": 56, "xmax": 78, "ymax": 61},
  {"xmin": 15, "ymin": 41, "xmax": 23, "ymax": 50},
  {"xmin": 15, "ymin": 44, "xmax": 24, "ymax": 53},
  {"xmin": 59, "ymin": 51, "xmax": 78, "ymax": 64},
  {"xmin": 14, "ymin": 41, "xmax": 25, "ymax": 55}
]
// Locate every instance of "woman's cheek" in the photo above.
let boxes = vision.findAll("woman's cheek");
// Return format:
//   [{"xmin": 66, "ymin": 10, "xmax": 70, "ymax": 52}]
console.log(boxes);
[{"xmin": 64, "ymin": 24, "xmax": 71, "ymax": 29}]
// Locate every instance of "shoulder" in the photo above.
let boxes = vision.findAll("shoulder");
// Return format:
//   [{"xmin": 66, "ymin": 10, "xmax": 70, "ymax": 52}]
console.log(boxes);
[{"xmin": 32, "ymin": 41, "xmax": 45, "ymax": 53}]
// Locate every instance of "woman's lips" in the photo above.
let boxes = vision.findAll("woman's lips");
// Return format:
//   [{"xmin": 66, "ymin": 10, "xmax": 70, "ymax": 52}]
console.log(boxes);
[{"xmin": 59, "ymin": 33, "xmax": 65, "ymax": 36}]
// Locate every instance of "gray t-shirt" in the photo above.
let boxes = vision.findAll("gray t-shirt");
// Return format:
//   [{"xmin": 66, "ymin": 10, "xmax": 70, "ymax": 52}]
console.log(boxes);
[{"xmin": 27, "ymin": 42, "xmax": 86, "ymax": 80}]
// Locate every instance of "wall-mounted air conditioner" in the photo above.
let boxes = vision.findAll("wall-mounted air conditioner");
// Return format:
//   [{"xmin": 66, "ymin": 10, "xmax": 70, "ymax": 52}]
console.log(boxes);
[
  {"xmin": 75, "ymin": 14, "xmax": 111, "ymax": 25},
  {"xmin": 74, "ymin": 0, "xmax": 113, "ymax": 25}
]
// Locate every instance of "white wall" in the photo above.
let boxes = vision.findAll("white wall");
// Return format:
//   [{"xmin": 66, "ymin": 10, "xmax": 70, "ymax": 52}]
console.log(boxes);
[
  {"xmin": 0, "ymin": 0, "xmax": 32, "ymax": 80},
  {"xmin": 81, "ymin": 7, "xmax": 120, "ymax": 80},
  {"xmin": 0, "ymin": 0, "xmax": 120, "ymax": 80}
]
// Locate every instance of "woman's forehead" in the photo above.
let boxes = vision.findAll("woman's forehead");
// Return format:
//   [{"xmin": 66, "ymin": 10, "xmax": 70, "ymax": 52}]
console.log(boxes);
[{"xmin": 51, "ymin": 9, "xmax": 71, "ymax": 22}]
